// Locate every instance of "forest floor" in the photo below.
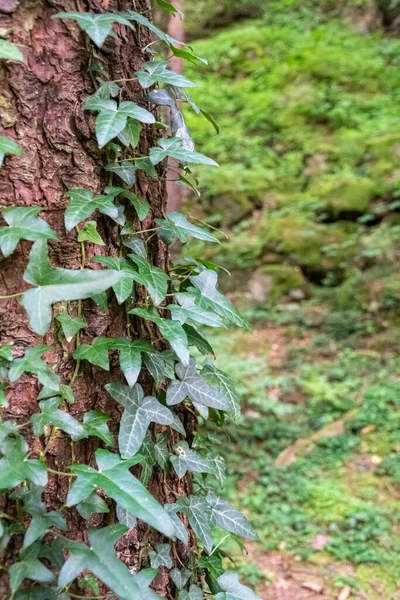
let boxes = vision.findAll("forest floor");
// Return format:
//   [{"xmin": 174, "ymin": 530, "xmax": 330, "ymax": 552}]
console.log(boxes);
[{"xmin": 206, "ymin": 306, "xmax": 400, "ymax": 600}]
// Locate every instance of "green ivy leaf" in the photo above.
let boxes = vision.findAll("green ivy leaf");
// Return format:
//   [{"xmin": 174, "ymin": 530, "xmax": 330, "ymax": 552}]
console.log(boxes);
[
  {"xmin": 0, "ymin": 436, "xmax": 47, "ymax": 491},
  {"xmin": 105, "ymin": 383, "xmax": 173, "ymax": 458},
  {"xmin": 171, "ymin": 442, "xmax": 215, "ymax": 479},
  {"xmin": 189, "ymin": 270, "xmax": 250, "ymax": 331},
  {"xmin": 170, "ymin": 295, "xmax": 223, "ymax": 328},
  {"xmin": 206, "ymin": 494, "xmax": 257, "ymax": 540},
  {"xmin": 105, "ymin": 162, "xmax": 136, "ymax": 186},
  {"xmin": 149, "ymin": 543, "xmax": 173, "ymax": 569},
  {"xmin": 136, "ymin": 61, "xmax": 197, "ymax": 89},
  {"xmin": 58, "ymin": 525, "xmax": 160, "ymax": 600},
  {"xmin": 201, "ymin": 364, "xmax": 240, "ymax": 424},
  {"xmin": 166, "ymin": 359, "xmax": 229, "ymax": 411},
  {"xmin": 21, "ymin": 240, "xmax": 124, "ymax": 334},
  {"xmin": 54, "ymin": 12, "xmax": 135, "ymax": 48},
  {"xmin": 31, "ymin": 398, "xmax": 86, "ymax": 441},
  {"xmin": 0, "ymin": 206, "xmax": 58, "ymax": 257},
  {"xmin": 127, "ymin": 254, "xmax": 169, "ymax": 306},
  {"xmin": 198, "ymin": 555, "xmax": 224, "ymax": 578},
  {"xmin": 10, "ymin": 543, "xmax": 55, "ymax": 594},
  {"xmin": 0, "ymin": 135, "xmax": 22, "ymax": 168},
  {"xmin": 119, "ymin": 118, "xmax": 142, "ymax": 148},
  {"xmin": 150, "ymin": 138, "xmax": 218, "ymax": 167},
  {"xmin": 135, "ymin": 156, "xmax": 159, "ymax": 178},
  {"xmin": 73, "ymin": 337, "xmax": 114, "ymax": 371},
  {"xmin": 76, "ymin": 492, "xmax": 109, "ymax": 519},
  {"xmin": 178, "ymin": 496, "xmax": 213, "ymax": 552},
  {"xmin": 82, "ymin": 410, "xmax": 114, "ymax": 446},
  {"xmin": 130, "ymin": 307, "xmax": 189, "ymax": 366},
  {"xmin": 179, "ymin": 585, "xmax": 203, "ymax": 600},
  {"xmin": 56, "ymin": 312, "xmax": 87, "ymax": 343},
  {"xmin": 77, "ymin": 221, "xmax": 105, "ymax": 246},
  {"xmin": 8, "ymin": 345, "xmax": 60, "ymax": 392},
  {"xmin": 164, "ymin": 504, "xmax": 188, "ymax": 544},
  {"xmin": 169, "ymin": 567, "xmax": 192, "ymax": 590},
  {"xmin": 155, "ymin": 212, "xmax": 219, "ymax": 244},
  {"xmin": 64, "ymin": 188, "xmax": 125, "ymax": 232},
  {"xmin": 122, "ymin": 191, "xmax": 151, "ymax": 221},
  {"xmin": 184, "ymin": 324, "xmax": 215, "ymax": 356},
  {"xmin": 93, "ymin": 256, "xmax": 136, "ymax": 304},
  {"xmin": 37, "ymin": 383, "xmax": 74, "ymax": 404},
  {"xmin": 215, "ymin": 572, "xmax": 260, "ymax": 600},
  {"xmin": 23, "ymin": 511, "xmax": 66, "ymax": 551},
  {"xmin": 67, "ymin": 449, "xmax": 176, "ymax": 537},
  {"xmin": 0, "ymin": 40, "xmax": 24, "ymax": 61},
  {"xmin": 91, "ymin": 101, "xmax": 154, "ymax": 148},
  {"xmin": 126, "ymin": 11, "xmax": 181, "ymax": 45},
  {"xmin": 154, "ymin": 0, "xmax": 182, "ymax": 15},
  {"xmin": 111, "ymin": 338, "xmax": 153, "ymax": 387}
]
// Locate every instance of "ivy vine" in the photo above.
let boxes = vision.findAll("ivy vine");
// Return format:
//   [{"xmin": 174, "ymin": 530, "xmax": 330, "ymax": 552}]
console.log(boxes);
[{"xmin": 0, "ymin": 6, "xmax": 259, "ymax": 600}]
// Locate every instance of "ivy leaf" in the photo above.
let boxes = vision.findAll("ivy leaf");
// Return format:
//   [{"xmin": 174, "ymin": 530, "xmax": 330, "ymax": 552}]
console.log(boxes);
[
  {"xmin": 142, "ymin": 352, "xmax": 167, "ymax": 385},
  {"xmin": 184, "ymin": 324, "xmax": 215, "ymax": 356},
  {"xmin": 169, "ymin": 45, "xmax": 207, "ymax": 66},
  {"xmin": 0, "ymin": 40, "xmax": 24, "ymax": 61},
  {"xmin": 166, "ymin": 359, "xmax": 229, "ymax": 411},
  {"xmin": 37, "ymin": 383, "xmax": 74, "ymax": 404},
  {"xmin": 178, "ymin": 496, "xmax": 213, "ymax": 552},
  {"xmin": 179, "ymin": 585, "xmax": 203, "ymax": 600},
  {"xmin": 135, "ymin": 156, "xmax": 158, "ymax": 178},
  {"xmin": 126, "ymin": 11, "xmax": 181, "ymax": 45},
  {"xmin": 21, "ymin": 240, "xmax": 124, "ymax": 335},
  {"xmin": 84, "ymin": 97, "xmax": 117, "ymax": 112},
  {"xmin": 155, "ymin": 212, "xmax": 219, "ymax": 244},
  {"xmin": 116, "ymin": 505, "xmax": 136, "ymax": 529},
  {"xmin": 155, "ymin": 0, "xmax": 182, "ymax": 15},
  {"xmin": 171, "ymin": 442, "xmax": 215, "ymax": 479},
  {"xmin": 150, "ymin": 138, "xmax": 218, "ymax": 167},
  {"xmin": 77, "ymin": 221, "xmax": 105, "ymax": 246},
  {"xmin": 105, "ymin": 162, "xmax": 136, "ymax": 186},
  {"xmin": 170, "ymin": 295, "xmax": 223, "ymax": 328},
  {"xmin": 149, "ymin": 543, "xmax": 173, "ymax": 569},
  {"xmin": 56, "ymin": 312, "xmax": 87, "ymax": 343},
  {"xmin": 76, "ymin": 491, "xmax": 109, "ymax": 519},
  {"xmin": 131, "ymin": 307, "xmax": 189, "ymax": 366},
  {"xmin": 198, "ymin": 555, "xmax": 224, "ymax": 578},
  {"xmin": 112, "ymin": 338, "xmax": 153, "ymax": 387},
  {"xmin": 82, "ymin": 411, "xmax": 114, "ymax": 446},
  {"xmin": 67, "ymin": 449, "xmax": 176, "ymax": 537},
  {"xmin": 105, "ymin": 383, "xmax": 173, "ymax": 458},
  {"xmin": 169, "ymin": 568, "xmax": 192, "ymax": 590},
  {"xmin": 95, "ymin": 108, "xmax": 128, "ymax": 148},
  {"xmin": 23, "ymin": 510, "xmax": 66, "ymax": 551},
  {"xmin": 73, "ymin": 337, "xmax": 114, "ymax": 371},
  {"xmin": 0, "ymin": 206, "xmax": 58, "ymax": 258},
  {"xmin": 8, "ymin": 345, "xmax": 60, "ymax": 392},
  {"xmin": 164, "ymin": 504, "xmax": 188, "ymax": 544},
  {"xmin": 93, "ymin": 256, "xmax": 136, "ymax": 304},
  {"xmin": 215, "ymin": 572, "xmax": 260, "ymax": 600},
  {"xmin": 212, "ymin": 455, "xmax": 226, "ymax": 487},
  {"xmin": 119, "ymin": 118, "xmax": 142, "ymax": 148},
  {"xmin": 0, "ymin": 436, "xmax": 47, "ymax": 490},
  {"xmin": 136, "ymin": 61, "xmax": 197, "ymax": 89},
  {"xmin": 64, "ymin": 188, "xmax": 125, "ymax": 232},
  {"xmin": 10, "ymin": 543, "xmax": 55, "ymax": 594},
  {"xmin": 206, "ymin": 494, "xmax": 257, "ymax": 540},
  {"xmin": 189, "ymin": 270, "xmax": 250, "ymax": 331},
  {"xmin": 118, "ymin": 100, "xmax": 155, "ymax": 123},
  {"xmin": 128, "ymin": 254, "xmax": 169, "ymax": 305},
  {"xmin": 31, "ymin": 398, "xmax": 86, "ymax": 441},
  {"xmin": 0, "ymin": 136, "xmax": 22, "ymax": 169},
  {"xmin": 95, "ymin": 80, "xmax": 120, "ymax": 99},
  {"xmin": 201, "ymin": 364, "xmax": 240, "ymax": 424},
  {"xmin": 54, "ymin": 12, "xmax": 135, "ymax": 48},
  {"xmin": 122, "ymin": 190, "xmax": 151, "ymax": 221},
  {"xmin": 58, "ymin": 525, "xmax": 160, "ymax": 600}
]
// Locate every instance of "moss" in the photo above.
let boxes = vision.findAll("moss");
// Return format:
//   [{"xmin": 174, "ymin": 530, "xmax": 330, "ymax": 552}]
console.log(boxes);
[
  {"xmin": 356, "ymin": 564, "xmax": 399, "ymax": 600},
  {"xmin": 256, "ymin": 264, "xmax": 308, "ymax": 302},
  {"xmin": 0, "ymin": 95, "xmax": 16, "ymax": 128},
  {"xmin": 309, "ymin": 175, "xmax": 377, "ymax": 215}
]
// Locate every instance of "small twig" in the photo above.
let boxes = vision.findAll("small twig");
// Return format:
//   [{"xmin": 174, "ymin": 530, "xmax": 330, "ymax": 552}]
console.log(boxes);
[
  {"xmin": 0, "ymin": 292, "xmax": 23, "ymax": 299},
  {"xmin": 46, "ymin": 467, "xmax": 76, "ymax": 478}
]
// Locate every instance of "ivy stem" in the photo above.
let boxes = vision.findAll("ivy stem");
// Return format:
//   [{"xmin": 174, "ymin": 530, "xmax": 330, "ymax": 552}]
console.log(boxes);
[
  {"xmin": 0, "ymin": 292, "xmax": 23, "ymax": 299},
  {"xmin": 46, "ymin": 467, "xmax": 76, "ymax": 478},
  {"xmin": 67, "ymin": 593, "xmax": 112, "ymax": 599},
  {"xmin": 209, "ymin": 534, "xmax": 231, "ymax": 556},
  {"xmin": 0, "ymin": 512, "xmax": 18, "ymax": 522},
  {"xmin": 110, "ymin": 77, "xmax": 138, "ymax": 83}
]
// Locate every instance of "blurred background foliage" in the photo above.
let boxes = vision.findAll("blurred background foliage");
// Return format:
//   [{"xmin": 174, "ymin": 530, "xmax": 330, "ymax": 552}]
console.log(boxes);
[{"xmin": 162, "ymin": 1, "xmax": 400, "ymax": 598}]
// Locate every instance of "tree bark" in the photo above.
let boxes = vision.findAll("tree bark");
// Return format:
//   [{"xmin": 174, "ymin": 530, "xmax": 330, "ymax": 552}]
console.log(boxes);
[{"xmin": 0, "ymin": 0, "xmax": 195, "ymax": 596}]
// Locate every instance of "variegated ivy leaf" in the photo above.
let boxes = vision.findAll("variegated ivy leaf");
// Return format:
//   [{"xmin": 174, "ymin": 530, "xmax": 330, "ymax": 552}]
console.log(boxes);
[
  {"xmin": 170, "ymin": 441, "xmax": 215, "ymax": 479},
  {"xmin": 206, "ymin": 494, "xmax": 257, "ymax": 540},
  {"xmin": 116, "ymin": 504, "xmax": 136, "ymax": 529},
  {"xmin": 149, "ymin": 543, "xmax": 173, "ymax": 569},
  {"xmin": 177, "ymin": 496, "xmax": 213, "ymax": 552},
  {"xmin": 8, "ymin": 345, "xmax": 60, "ymax": 392},
  {"xmin": 170, "ymin": 294, "xmax": 224, "ymax": 328},
  {"xmin": 169, "ymin": 567, "xmax": 192, "ymax": 590},
  {"xmin": 21, "ymin": 240, "xmax": 124, "ymax": 335},
  {"xmin": 150, "ymin": 137, "xmax": 218, "ymax": 167},
  {"xmin": 127, "ymin": 254, "xmax": 169, "ymax": 306},
  {"xmin": 215, "ymin": 572, "xmax": 260, "ymax": 600},
  {"xmin": 64, "ymin": 187, "xmax": 125, "ymax": 232},
  {"xmin": 105, "ymin": 383, "xmax": 173, "ymax": 458},
  {"xmin": 105, "ymin": 161, "xmax": 136, "ymax": 186},
  {"xmin": 166, "ymin": 359, "xmax": 229, "ymax": 411},
  {"xmin": 54, "ymin": 12, "xmax": 135, "ymax": 48},
  {"xmin": 164, "ymin": 503, "xmax": 188, "ymax": 544},
  {"xmin": 155, "ymin": 212, "xmax": 219, "ymax": 245},
  {"xmin": 0, "ymin": 40, "xmax": 24, "ymax": 61},
  {"xmin": 122, "ymin": 190, "xmax": 151, "ymax": 221},
  {"xmin": 0, "ymin": 136, "xmax": 23, "ymax": 169},
  {"xmin": 136, "ymin": 60, "xmax": 197, "ymax": 89},
  {"xmin": 201, "ymin": 363, "xmax": 241, "ymax": 424},
  {"xmin": 212, "ymin": 455, "xmax": 226, "ymax": 487},
  {"xmin": 31, "ymin": 398, "xmax": 86, "ymax": 441},
  {"xmin": 0, "ymin": 206, "xmax": 58, "ymax": 258},
  {"xmin": 130, "ymin": 307, "xmax": 189, "ymax": 366},
  {"xmin": 77, "ymin": 220, "xmax": 105, "ymax": 246},
  {"xmin": 67, "ymin": 449, "xmax": 175, "ymax": 538},
  {"xmin": 56, "ymin": 312, "xmax": 87, "ymax": 343},
  {"xmin": 58, "ymin": 525, "xmax": 160, "ymax": 600},
  {"xmin": 9, "ymin": 543, "xmax": 55, "ymax": 594},
  {"xmin": 189, "ymin": 270, "xmax": 250, "ymax": 331},
  {"xmin": 179, "ymin": 585, "xmax": 203, "ymax": 600}
]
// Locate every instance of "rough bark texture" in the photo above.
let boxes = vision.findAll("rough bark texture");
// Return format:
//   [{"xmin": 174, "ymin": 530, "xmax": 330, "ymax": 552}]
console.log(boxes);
[{"xmin": 0, "ymin": 0, "xmax": 196, "ymax": 596}]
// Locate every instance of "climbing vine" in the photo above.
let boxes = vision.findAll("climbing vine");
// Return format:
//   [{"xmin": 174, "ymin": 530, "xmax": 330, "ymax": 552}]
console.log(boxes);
[{"xmin": 0, "ymin": 5, "xmax": 259, "ymax": 600}]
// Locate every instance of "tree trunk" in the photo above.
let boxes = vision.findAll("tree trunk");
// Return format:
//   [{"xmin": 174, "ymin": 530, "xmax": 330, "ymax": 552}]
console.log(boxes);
[{"xmin": 0, "ymin": 0, "xmax": 195, "ymax": 596}]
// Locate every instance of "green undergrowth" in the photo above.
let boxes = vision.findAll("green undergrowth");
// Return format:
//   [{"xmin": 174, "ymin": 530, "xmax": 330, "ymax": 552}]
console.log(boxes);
[{"xmin": 202, "ymin": 319, "xmax": 400, "ymax": 597}]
